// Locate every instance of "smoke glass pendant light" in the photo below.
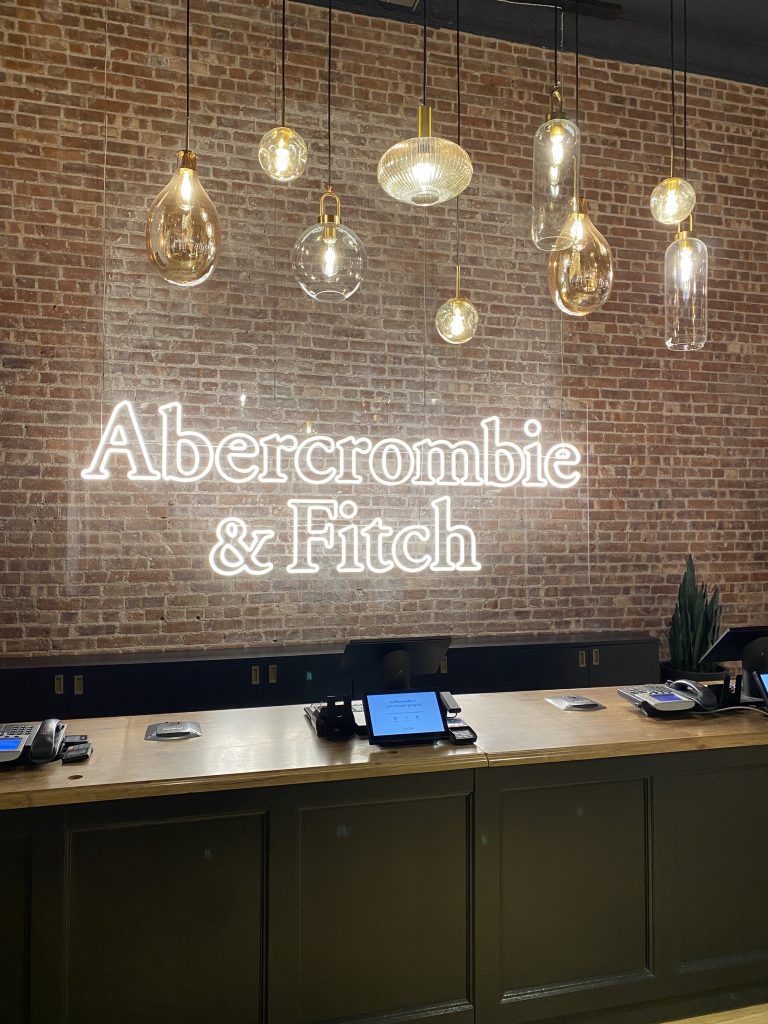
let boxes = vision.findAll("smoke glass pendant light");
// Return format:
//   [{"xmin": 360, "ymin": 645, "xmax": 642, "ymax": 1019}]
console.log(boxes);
[
  {"xmin": 146, "ymin": 0, "xmax": 221, "ymax": 287},
  {"xmin": 292, "ymin": 1, "xmax": 366, "ymax": 302},
  {"xmin": 436, "ymin": 265, "xmax": 478, "ymax": 344},
  {"xmin": 377, "ymin": 0, "xmax": 472, "ymax": 207},
  {"xmin": 435, "ymin": 6, "xmax": 478, "ymax": 345},
  {"xmin": 548, "ymin": 198, "xmax": 613, "ymax": 316},
  {"xmin": 664, "ymin": 221, "xmax": 707, "ymax": 350},
  {"xmin": 650, "ymin": 0, "xmax": 696, "ymax": 225},
  {"xmin": 258, "ymin": 0, "xmax": 308, "ymax": 182},
  {"xmin": 532, "ymin": 10, "xmax": 580, "ymax": 250}
]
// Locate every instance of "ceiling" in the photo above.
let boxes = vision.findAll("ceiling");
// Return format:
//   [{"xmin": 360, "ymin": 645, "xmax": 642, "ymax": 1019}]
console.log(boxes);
[{"xmin": 295, "ymin": 1, "xmax": 768, "ymax": 88}]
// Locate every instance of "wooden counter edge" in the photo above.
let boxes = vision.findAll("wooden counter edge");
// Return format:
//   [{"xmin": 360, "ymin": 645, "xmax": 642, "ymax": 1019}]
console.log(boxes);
[
  {"xmin": 0, "ymin": 748, "xmax": 488, "ymax": 811},
  {"xmin": 485, "ymin": 729, "xmax": 768, "ymax": 767}
]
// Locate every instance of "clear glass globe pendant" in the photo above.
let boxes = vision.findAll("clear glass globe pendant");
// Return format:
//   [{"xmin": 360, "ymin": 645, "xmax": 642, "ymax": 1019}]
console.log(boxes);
[
  {"xmin": 650, "ymin": 175, "xmax": 696, "ymax": 226},
  {"xmin": 259, "ymin": 125, "xmax": 308, "ymax": 183},
  {"xmin": 547, "ymin": 197, "xmax": 613, "ymax": 316},
  {"xmin": 531, "ymin": 86, "xmax": 581, "ymax": 250},
  {"xmin": 435, "ymin": 265, "xmax": 479, "ymax": 344},
  {"xmin": 665, "ymin": 225, "xmax": 707, "ymax": 351},
  {"xmin": 377, "ymin": 105, "xmax": 472, "ymax": 207},
  {"xmin": 292, "ymin": 189, "xmax": 367, "ymax": 302},
  {"xmin": 146, "ymin": 148, "xmax": 222, "ymax": 287}
]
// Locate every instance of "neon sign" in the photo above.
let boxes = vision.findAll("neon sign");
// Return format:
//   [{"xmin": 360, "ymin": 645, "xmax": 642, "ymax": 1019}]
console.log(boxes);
[{"xmin": 82, "ymin": 401, "xmax": 583, "ymax": 576}]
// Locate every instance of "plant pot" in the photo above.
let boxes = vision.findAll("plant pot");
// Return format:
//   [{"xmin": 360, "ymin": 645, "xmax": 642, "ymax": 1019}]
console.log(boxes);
[{"xmin": 660, "ymin": 661, "xmax": 724, "ymax": 684}]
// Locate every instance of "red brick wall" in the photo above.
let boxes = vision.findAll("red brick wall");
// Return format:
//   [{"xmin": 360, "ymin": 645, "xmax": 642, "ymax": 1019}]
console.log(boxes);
[{"xmin": 2, "ymin": 0, "xmax": 766, "ymax": 659}]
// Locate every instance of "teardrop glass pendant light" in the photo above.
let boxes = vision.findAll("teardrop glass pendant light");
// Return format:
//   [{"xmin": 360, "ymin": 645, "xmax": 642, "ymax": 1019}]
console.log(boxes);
[
  {"xmin": 532, "ymin": 9, "xmax": 580, "ymax": 250},
  {"xmin": 292, "ymin": 0, "xmax": 366, "ymax": 302},
  {"xmin": 664, "ymin": 220, "xmax": 707, "ymax": 350},
  {"xmin": 259, "ymin": 0, "xmax": 308, "ymax": 182},
  {"xmin": 146, "ymin": 0, "xmax": 221, "ymax": 287},
  {"xmin": 548, "ymin": 198, "xmax": 613, "ymax": 317},
  {"xmin": 377, "ymin": 0, "xmax": 472, "ymax": 207},
  {"xmin": 650, "ymin": 0, "xmax": 696, "ymax": 225}
]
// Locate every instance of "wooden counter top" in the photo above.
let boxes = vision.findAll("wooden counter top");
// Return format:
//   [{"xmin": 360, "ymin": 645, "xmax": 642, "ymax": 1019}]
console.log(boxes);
[
  {"xmin": 1, "ymin": 687, "xmax": 767, "ymax": 810},
  {"xmin": 459, "ymin": 687, "xmax": 768, "ymax": 765}
]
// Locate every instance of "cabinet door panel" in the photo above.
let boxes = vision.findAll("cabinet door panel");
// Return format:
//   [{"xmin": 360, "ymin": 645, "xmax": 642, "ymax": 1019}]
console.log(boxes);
[
  {"xmin": 66, "ymin": 811, "xmax": 267, "ymax": 1024},
  {"xmin": 589, "ymin": 642, "xmax": 659, "ymax": 686},
  {"xmin": 0, "ymin": 834, "xmax": 30, "ymax": 1023}
]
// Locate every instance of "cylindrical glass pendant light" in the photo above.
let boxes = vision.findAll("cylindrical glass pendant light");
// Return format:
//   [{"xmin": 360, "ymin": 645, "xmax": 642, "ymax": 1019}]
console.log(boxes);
[
  {"xmin": 548, "ymin": 198, "xmax": 613, "ymax": 317},
  {"xmin": 259, "ymin": 0, "xmax": 308, "ymax": 182},
  {"xmin": 292, "ymin": 0, "xmax": 366, "ymax": 302},
  {"xmin": 377, "ymin": 0, "xmax": 472, "ymax": 207},
  {"xmin": 532, "ymin": 10, "xmax": 580, "ymax": 251},
  {"xmin": 664, "ymin": 224, "xmax": 707, "ymax": 350},
  {"xmin": 146, "ymin": 0, "xmax": 221, "ymax": 287},
  {"xmin": 650, "ymin": 0, "xmax": 696, "ymax": 226}
]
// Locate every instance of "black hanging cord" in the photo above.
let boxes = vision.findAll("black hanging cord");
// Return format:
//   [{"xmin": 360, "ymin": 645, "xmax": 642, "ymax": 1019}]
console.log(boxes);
[
  {"xmin": 327, "ymin": 0, "xmax": 332, "ymax": 188},
  {"xmin": 455, "ymin": 0, "xmax": 461, "ymax": 268},
  {"xmin": 574, "ymin": 0, "xmax": 579, "ymax": 126},
  {"xmin": 670, "ymin": 0, "xmax": 675, "ymax": 177},
  {"xmin": 185, "ymin": 0, "xmax": 191, "ymax": 149},
  {"xmin": 553, "ymin": 3, "xmax": 559, "ymax": 88},
  {"xmin": 281, "ymin": 0, "xmax": 286, "ymax": 125},
  {"xmin": 422, "ymin": 0, "xmax": 428, "ymax": 107},
  {"xmin": 683, "ymin": 0, "xmax": 688, "ymax": 180}
]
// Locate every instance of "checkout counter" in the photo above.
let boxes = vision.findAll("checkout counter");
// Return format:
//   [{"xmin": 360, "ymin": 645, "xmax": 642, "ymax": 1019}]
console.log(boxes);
[{"xmin": 2, "ymin": 687, "xmax": 768, "ymax": 1024}]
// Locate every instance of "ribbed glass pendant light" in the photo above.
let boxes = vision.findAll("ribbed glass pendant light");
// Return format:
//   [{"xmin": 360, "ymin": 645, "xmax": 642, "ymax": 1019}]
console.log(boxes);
[
  {"xmin": 377, "ymin": 0, "xmax": 472, "ymax": 207},
  {"xmin": 146, "ymin": 0, "xmax": 221, "ymax": 287},
  {"xmin": 532, "ymin": 7, "xmax": 580, "ymax": 251},
  {"xmin": 650, "ymin": 0, "xmax": 696, "ymax": 225},
  {"xmin": 291, "ymin": 0, "xmax": 366, "ymax": 302},
  {"xmin": 259, "ymin": 0, "xmax": 308, "ymax": 182}
]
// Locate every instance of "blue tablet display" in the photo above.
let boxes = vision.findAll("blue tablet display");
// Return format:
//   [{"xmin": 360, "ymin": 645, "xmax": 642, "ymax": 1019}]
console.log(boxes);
[{"xmin": 364, "ymin": 691, "xmax": 446, "ymax": 743}]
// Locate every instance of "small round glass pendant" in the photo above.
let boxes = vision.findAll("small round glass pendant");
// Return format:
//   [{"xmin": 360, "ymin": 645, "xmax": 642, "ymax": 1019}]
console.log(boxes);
[
  {"xmin": 378, "ymin": 136, "xmax": 472, "ymax": 207},
  {"xmin": 292, "ymin": 222, "xmax": 366, "ymax": 303},
  {"xmin": 146, "ymin": 149, "xmax": 221, "ymax": 287},
  {"xmin": 435, "ymin": 296, "xmax": 479, "ymax": 344},
  {"xmin": 258, "ymin": 125, "xmax": 308, "ymax": 183},
  {"xmin": 650, "ymin": 176, "xmax": 696, "ymax": 226}
]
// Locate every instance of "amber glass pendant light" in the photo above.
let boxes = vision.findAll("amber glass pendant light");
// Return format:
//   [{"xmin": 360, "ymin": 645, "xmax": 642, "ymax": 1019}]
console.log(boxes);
[
  {"xmin": 146, "ymin": 0, "xmax": 222, "ymax": 287},
  {"xmin": 650, "ymin": 0, "xmax": 696, "ymax": 226},
  {"xmin": 435, "ymin": 3, "xmax": 478, "ymax": 345},
  {"xmin": 547, "ymin": 7, "xmax": 613, "ymax": 317},
  {"xmin": 292, "ymin": 0, "xmax": 366, "ymax": 302},
  {"xmin": 259, "ymin": 0, "xmax": 308, "ymax": 182},
  {"xmin": 532, "ymin": 7, "xmax": 580, "ymax": 250},
  {"xmin": 377, "ymin": 0, "xmax": 472, "ymax": 207}
]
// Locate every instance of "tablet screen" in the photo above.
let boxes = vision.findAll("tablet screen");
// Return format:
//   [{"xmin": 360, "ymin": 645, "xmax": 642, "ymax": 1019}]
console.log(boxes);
[
  {"xmin": 754, "ymin": 671, "xmax": 768, "ymax": 704},
  {"xmin": 363, "ymin": 690, "xmax": 447, "ymax": 746}
]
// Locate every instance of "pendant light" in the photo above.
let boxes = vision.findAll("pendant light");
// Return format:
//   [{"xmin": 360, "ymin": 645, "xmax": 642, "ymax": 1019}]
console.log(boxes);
[
  {"xmin": 650, "ymin": 0, "xmax": 696, "ymax": 226},
  {"xmin": 435, "ymin": 3, "xmax": 478, "ymax": 345},
  {"xmin": 664, "ymin": 218, "xmax": 707, "ymax": 350},
  {"xmin": 664, "ymin": 1, "xmax": 707, "ymax": 350},
  {"xmin": 547, "ymin": 8, "xmax": 613, "ymax": 317},
  {"xmin": 291, "ymin": 0, "xmax": 366, "ymax": 302},
  {"xmin": 146, "ymin": 0, "xmax": 222, "ymax": 287},
  {"xmin": 532, "ymin": 6, "xmax": 581, "ymax": 251},
  {"xmin": 259, "ymin": 0, "xmax": 308, "ymax": 182},
  {"xmin": 377, "ymin": 0, "xmax": 472, "ymax": 207}
]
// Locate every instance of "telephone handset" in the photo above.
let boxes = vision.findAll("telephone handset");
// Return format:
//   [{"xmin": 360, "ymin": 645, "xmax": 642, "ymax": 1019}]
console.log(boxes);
[{"xmin": 0, "ymin": 719, "xmax": 67, "ymax": 766}]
